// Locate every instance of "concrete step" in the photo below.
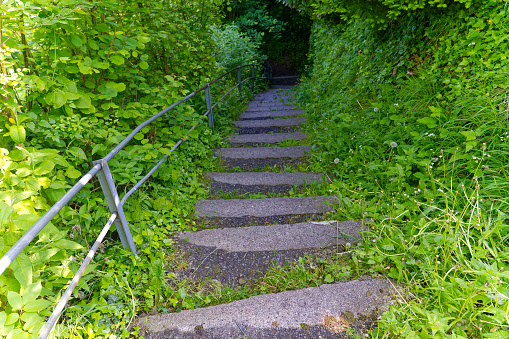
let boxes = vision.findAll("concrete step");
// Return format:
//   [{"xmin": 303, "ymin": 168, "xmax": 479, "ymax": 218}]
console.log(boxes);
[
  {"xmin": 253, "ymin": 94, "xmax": 291, "ymax": 101},
  {"xmin": 246, "ymin": 105, "xmax": 298, "ymax": 112},
  {"xmin": 207, "ymin": 171, "xmax": 321, "ymax": 195},
  {"xmin": 250, "ymin": 98, "xmax": 292, "ymax": 104},
  {"xmin": 176, "ymin": 220, "xmax": 364, "ymax": 286},
  {"xmin": 247, "ymin": 102, "xmax": 294, "ymax": 109},
  {"xmin": 235, "ymin": 117, "xmax": 305, "ymax": 134},
  {"xmin": 228, "ymin": 132, "xmax": 308, "ymax": 147},
  {"xmin": 135, "ymin": 278, "xmax": 394, "ymax": 339},
  {"xmin": 214, "ymin": 145, "xmax": 311, "ymax": 169},
  {"xmin": 239, "ymin": 110, "xmax": 305, "ymax": 120},
  {"xmin": 234, "ymin": 117, "xmax": 306, "ymax": 128},
  {"xmin": 234, "ymin": 117, "xmax": 306, "ymax": 132},
  {"xmin": 195, "ymin": 195, "xmax": 335, "ymax": 227},
  {"xmin": 272, "ymin": 84, "xmax": 295, "ymax": 89}
]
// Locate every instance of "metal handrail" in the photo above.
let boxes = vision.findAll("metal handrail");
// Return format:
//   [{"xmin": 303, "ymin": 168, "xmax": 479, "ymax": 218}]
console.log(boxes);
[{"xmin": 0, "ymin": 62, "xmax": 268, "ymax": 338}]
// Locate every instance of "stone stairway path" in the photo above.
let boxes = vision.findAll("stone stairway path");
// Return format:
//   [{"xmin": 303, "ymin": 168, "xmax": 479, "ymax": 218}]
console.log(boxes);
[{"xmin": 136, "ymin": 86, "xmax": 393, "ymax": 338}]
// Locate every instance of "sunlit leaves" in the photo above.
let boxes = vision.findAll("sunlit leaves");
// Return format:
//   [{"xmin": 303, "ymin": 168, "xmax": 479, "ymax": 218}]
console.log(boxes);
[{"xmin": 9, "ymin": 126, "xmax": 26, "ymax": 143}]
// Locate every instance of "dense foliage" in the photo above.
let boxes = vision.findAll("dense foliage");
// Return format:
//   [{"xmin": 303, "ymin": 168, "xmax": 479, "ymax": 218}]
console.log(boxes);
[
  {"xmin": 278, "ymin": 0, "xmax": 477, "ymax": 26},
  {"xmin": 296, "ymin": 0, "xmax": 509, "ymax": 337},
  {"xmin": 226, "ymin": 0, "xmax": 311, "ymax": 69},
  {"xmin": 0, "ymin": 0, "xmax": 269, "ymax": 337},
  {"xmin": 210, "ymin": 24, "xmax": 265, "ymax": 71}
]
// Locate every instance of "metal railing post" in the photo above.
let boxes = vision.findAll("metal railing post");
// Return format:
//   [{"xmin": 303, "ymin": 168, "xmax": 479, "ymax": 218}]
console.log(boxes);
[
  {"xmin": 205, "ymin": 83, "xmax": 214, "ymax": 133},
  {"xmin": 92, "ymin": 159, "xmax": 137, "ymax": 254},
  {"xmin": 251, "ymin": 62, "xmax": 255, "ymax": 90},
  {"xmin": 237, "ymin": 66, "xmax": 242, "ymax": 97}
]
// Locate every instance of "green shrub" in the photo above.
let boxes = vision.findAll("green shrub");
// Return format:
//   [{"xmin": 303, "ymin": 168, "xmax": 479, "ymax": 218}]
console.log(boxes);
[
  {"xmin": 297, "ymin": 1, "xmax": 509, "ymax": 337},
  {"xmin": 210, "ymin": 24, "xmax": 265, "ymax": 71}
]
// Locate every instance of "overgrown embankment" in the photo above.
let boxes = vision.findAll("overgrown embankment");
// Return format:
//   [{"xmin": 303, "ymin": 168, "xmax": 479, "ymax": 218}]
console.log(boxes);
[{"xmin": 296, "ymin": 1, "xmax": 509, "ymax": 337}]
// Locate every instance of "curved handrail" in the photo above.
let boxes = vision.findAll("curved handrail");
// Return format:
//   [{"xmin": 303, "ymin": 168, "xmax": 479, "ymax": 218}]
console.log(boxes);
[{"xmin": 0, "ymin": 62, "xmax": 268, "ymax": 338}]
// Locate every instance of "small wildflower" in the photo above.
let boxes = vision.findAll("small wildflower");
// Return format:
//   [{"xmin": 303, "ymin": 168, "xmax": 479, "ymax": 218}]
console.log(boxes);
[
  {"xmin": 374, "ymin": 107, "xmax": 379, "ymax": 112},
  {"xmin": 334, "ymin": 158, "xmax": 340, "ymax": 164},
  {"xmin": 390, "ymin": 141, "xmax": 398, "ymax": 148}
]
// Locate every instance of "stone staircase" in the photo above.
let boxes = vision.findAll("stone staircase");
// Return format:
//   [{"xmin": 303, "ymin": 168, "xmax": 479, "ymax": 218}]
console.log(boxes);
[{"xmin": 135, "ymin": 86, "xmax": 393, "ymax": 338}]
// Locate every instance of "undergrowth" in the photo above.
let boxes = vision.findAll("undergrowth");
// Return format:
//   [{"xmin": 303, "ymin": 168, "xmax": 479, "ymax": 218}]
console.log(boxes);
[{"xmin": 296, "ymin": 1, "xmax": 509, "ymax": 338}]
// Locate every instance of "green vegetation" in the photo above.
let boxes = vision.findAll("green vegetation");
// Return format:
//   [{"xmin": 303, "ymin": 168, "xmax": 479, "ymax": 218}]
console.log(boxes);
[
  {"xmin": 0, "ymin": 0, "xmax": 266, "ymax": 337},
  {"xmin": 292, "ymin": 0, "xmax": 509, "ymax": 337},
  {"xmin": 224, "ymin": 0, "xmax": 312, "ymax": 69},
  {"xmin": 4, "ymin": 0, "xmax": 509, "ymax": 337}
]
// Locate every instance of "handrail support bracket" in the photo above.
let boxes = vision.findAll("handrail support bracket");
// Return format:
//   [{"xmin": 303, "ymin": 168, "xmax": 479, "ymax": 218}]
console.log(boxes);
[{"xmin": 92, "ymin": 159, "xmax": 137, "ymax": 254}]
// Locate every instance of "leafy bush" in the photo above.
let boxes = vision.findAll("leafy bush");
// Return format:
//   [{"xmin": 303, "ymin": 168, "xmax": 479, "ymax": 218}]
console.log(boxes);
[
  {"xmin": 210, "ymin": 24, "xmax": 265, "ymax": 71},
  {"xmin": 0, "ymin": 0, "xmax": 235, "ymax": 336},
  {"xmin": 296, "ymin": 0, "xmax": 509, "ymax": 337}
]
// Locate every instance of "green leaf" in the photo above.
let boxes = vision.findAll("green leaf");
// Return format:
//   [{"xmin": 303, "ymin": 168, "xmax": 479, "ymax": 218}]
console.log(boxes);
[
  {"xmin": 53, "ymin": 239, "xmax": 84, "ymax": 250},
  {"xmin": 10, "ymin": 125, "xmax": 26, "ymax": 143},
  {"xmin": 79, "ymin": 64, "xmax": 92, "ymax": 74},
  {"xmin": 63, "ymin": 82, "xmax": 78, "ymax": 93},
  {"xmin": 110, "ymin": 55, "xmax": 125, "ymax": 65},
  {"xmin": 7, "ymin": 291, "xmax": 23, "ymax": 311},
  {"xmin": 34, "ymin": 160, "xmax": 55, "ymax": 175},
  {"xmin": 70, "ymin": 34, "xmax": 82, "ymax": 47},
  {"xmin": 460, "ymin": 130, "xmax": 477, "ymax": 141},
  {"xmin": 383, "ymin": 244, "xmax": 395, "ymax": 251},
  {"xmin": 0, "ymin": 201, "xmax": 14, "ymax": 226},
  {"xmin": 73, "ymin": 95, "xmax": 92, "ymax": 109},
  {"xmin": 46, "ymin": 90, "xmax": 67, "ymax": 108},
  {"xmin": 0, "ymin": 312, "xmax": 6, "ymax": 328},
  {"xmin": 65, "ymin": 166, "xmax": 81, "ymax": 179},
  {"xmin": 23, "ymin": 299, "xmax": 52, "ymax": 313},
  {"xmin": 5, "ymin": 312, "xmax": 19, "ymax": 326},
  {"xmin": 21, "ymin": 311, "xmax": 43, "ymax": 331},
  {"xmin": 24, "ymin": 178, "xmax": 40, "ymax": 191},
  {"xmin": 22, "ymin": 281, "xmax": 42, "ymax": 305},
  {"xmin": 417, "ymin": 117, "xmax": 437, "ymax": 128},
  {"xmin": 11, "ymin": 253, "xmax": 32, "ymax": 288},
  {"xmin": 88, "ymin": 39, "xmax": 99, "ymax": 50},
  {"xmin": 92, "ymin": 144, "xmax": 105, "ymax": 155},
  {"xmin": 324, "ymin": 274, "xmax": 334, "ymax": 283},
  {"xmin": 109, "ymin": 82, "xmax": 126, "ymax": 92},
  {"xmin": 139, "ymin": 61, "xmax": 149, "ymax": 70}
]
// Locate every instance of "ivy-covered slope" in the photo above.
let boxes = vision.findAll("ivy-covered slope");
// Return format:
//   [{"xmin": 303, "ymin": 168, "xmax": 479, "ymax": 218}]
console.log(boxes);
[{"xmin": 296, "ymin": 0, "xmax": 509, "ymax": 337}]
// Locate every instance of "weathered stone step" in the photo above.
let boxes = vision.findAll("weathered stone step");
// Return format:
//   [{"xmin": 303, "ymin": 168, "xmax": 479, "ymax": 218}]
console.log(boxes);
[
  {"xmin": 250, "ymin": 99, "xmax": 292, "ymax": 104},
  {"xmin": 135, "ymin": 278, "xmax": 393, "ymax": 339},
  {"xmin": 239, "ymin": 110, "xmax": 305, "ymax": 120},
  {"xmin": 176, "ymin": 220, "xmax": 364, "ymax": 286},
  {"xmin": 176, "ymin": 220, "xmax": 364, "ymax": 287},
  {"xmin": 253, "ymin": 94, "xmax": 291, "ymax": 101},
  {"xmin": 247, "ymin": 102, "xmax": 294, "ymax": 108},
  {"xmin": 234, "ymin": 117, "xmax": 306, "ymax": 128},
  {"xmin": 207, "ymin": 171, "xmax": 321, "ymax": 195},
  {"xmin": 235, "ymin": 117, "xmax": 305, "ymax": 134},
  {"xmin": 272, "ymin": 84, "xmax": 295, "ymax": 89},
  {"xmin": 228, "ymin": 132, "xmax": 307, "ymax": 147},
  {"xmin": 195, "ymin": 195, "xmax": 335, "ymax": 227},
  {"xmin": 214, "ymin": 146, "xmax": 311, "ymax": 169},
  {"xmin": 246, "ymin": 105, "xmax": 298, "ymax": 112}
]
